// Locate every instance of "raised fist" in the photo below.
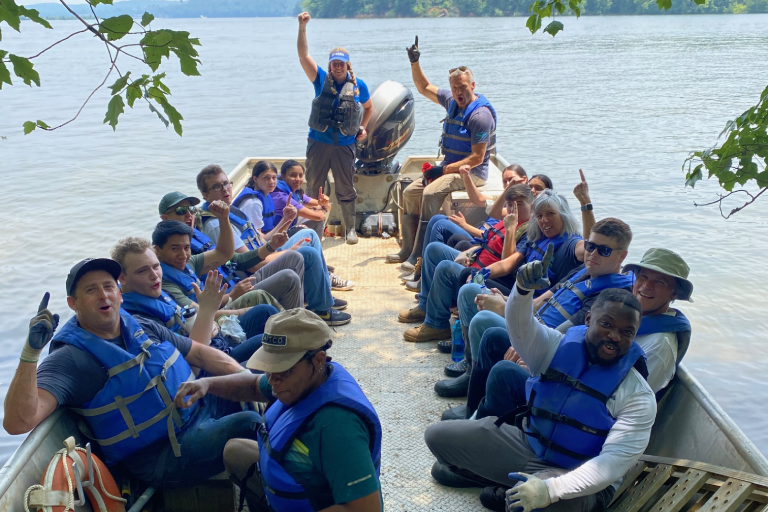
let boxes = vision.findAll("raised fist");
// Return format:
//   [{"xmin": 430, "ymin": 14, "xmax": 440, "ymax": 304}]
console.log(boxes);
[{"xmin": 298, "ymin": 12, "xmax": 310, "ymax": 26}]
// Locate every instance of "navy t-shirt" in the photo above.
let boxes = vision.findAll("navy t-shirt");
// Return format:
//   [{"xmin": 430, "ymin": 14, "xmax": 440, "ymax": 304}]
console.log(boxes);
[
  {"xmin": 37, "ymin": 317, "xmax": 192, "ymax": 408},
  {"xmin": 308, "ymin": 64, "xmax": 370, "ymax": 146}
]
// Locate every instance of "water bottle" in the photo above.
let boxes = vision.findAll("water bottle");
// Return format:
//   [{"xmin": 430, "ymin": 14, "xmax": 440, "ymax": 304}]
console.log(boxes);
[
  {"xmin": 451, "ymin": 320, "xmax": 465, "ymax": 363},
  {"xmin": 181, "ymin": 304, "xmax": 197, "ymax": 332}
]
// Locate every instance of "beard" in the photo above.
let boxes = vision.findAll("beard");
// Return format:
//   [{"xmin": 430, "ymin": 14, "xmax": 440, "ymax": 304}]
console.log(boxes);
[{"xmin": 585, "ymin": 339, "xmax": 620, "ymax": 367}]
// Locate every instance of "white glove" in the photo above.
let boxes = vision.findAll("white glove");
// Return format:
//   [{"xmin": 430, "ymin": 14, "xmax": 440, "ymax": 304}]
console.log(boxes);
[
  {"xmin": 506, "ymin": 472, "xmax": 551, "ymax": 512},
  {"xmin": 516, "ymin": 243, "xmax": 554, "ymax": 291}
]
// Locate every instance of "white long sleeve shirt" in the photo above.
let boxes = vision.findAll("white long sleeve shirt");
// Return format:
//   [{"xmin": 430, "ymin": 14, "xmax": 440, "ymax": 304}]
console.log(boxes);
[{"xmin": 505, "ymin": 287, "xmax": 657, "ymax": 503}]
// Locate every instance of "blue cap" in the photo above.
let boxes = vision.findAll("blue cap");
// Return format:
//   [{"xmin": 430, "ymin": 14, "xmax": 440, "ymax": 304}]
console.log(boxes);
[{"xmin": 329, "ymin": 50, "xmax": 349, "ymax": 63}]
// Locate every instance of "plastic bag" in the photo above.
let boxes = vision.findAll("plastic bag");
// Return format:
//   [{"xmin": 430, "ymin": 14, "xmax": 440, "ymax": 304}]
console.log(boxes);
[{"xmin": 219, "ymin": 315, "xmax": 246, "ymax": 345}]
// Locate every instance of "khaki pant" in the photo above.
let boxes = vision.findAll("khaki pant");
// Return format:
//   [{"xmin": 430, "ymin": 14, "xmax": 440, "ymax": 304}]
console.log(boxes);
[{"xmin": 402, "ymin": 173, "xmax": 486, "ymax": 219}]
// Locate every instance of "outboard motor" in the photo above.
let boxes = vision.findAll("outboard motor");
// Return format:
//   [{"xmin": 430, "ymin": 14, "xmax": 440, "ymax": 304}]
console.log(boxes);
[{"xmin": 355, "ymin": 81, "xmax": 415, "ymax": 175}]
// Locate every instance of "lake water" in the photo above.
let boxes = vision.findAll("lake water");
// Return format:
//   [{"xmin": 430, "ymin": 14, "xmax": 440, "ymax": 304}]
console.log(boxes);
[{"xmin": 1, "ymin": 14, "xmax": 767, "ymax": 464}]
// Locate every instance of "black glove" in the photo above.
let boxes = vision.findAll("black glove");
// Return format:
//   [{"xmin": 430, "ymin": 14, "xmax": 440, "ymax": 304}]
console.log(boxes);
[
  {"xmin": 21, "ymin": 292, "xmax": 60, "ymax": 363},
  {"xmin": 406, "ymin": 36, "xmax": 420, "ymax": 63}
]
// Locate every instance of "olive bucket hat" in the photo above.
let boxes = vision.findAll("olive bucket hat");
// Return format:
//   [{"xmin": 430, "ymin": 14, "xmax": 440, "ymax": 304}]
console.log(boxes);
[{"xmin": 624, "ymin": 248, "xmax": 693, "ymax": 302}]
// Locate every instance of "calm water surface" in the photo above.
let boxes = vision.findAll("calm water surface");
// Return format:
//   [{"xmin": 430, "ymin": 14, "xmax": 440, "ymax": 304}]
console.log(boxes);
[{"xmin": 1, "ymin": 14, "xmax": 767, "ymax": 463}]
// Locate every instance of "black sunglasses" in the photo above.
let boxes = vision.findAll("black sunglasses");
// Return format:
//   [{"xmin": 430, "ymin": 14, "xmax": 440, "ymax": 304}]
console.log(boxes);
[
  {"xmin": 584, "ymin": 241, "xmax": 624, "ymax": 257},
  {"xmin": 168, "ymin": 205, "xmax": 197, "ymax": 216}
]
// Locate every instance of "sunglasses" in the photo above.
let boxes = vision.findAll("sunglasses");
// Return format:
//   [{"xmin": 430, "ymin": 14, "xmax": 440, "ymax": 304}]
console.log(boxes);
[
  {"xmin": 209, "ymin": 181, "xmax": 233, "ymax": 192},
  {"xmin": 584, "ymin": 241, "xmax": 624, "ymax": 257},
  {"xmin": 449, "ymin": 66, "xmax": 469, "ymax": 74},
  {"xmin": 168, "ymin": 206, "xmax": 197, "ymax": 216}
]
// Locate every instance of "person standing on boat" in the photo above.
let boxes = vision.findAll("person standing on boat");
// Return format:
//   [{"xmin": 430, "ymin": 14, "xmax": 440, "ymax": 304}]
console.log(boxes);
[
  {"xmin": 297, "ymin": 12, "xmax": 374, "ymax": 245},
  {"xmin": 3, "ymin": 259, "xmax": 262, "ymax": 486},
  {"xmin": 387, "ymin": 37, "xmax": 497, "ymax": 271},
  {"xmin": 173, "ymin": 309, "xmax": 383, "ymax": 512},
  {"xmin": 425, "ymin": 280, "xmax": 656, "ymax": 512}
]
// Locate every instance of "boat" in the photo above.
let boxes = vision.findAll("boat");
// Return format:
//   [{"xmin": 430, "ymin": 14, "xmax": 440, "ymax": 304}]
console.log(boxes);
[{"xmin": 2, "ymin": 82, "xmax": 767, "ymax": 512}]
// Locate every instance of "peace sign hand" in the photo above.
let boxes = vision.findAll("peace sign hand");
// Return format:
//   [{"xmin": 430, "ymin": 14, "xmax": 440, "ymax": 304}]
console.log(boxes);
[
  {"xmin": 516, "ymin": 243, "xmax": 554, "ymax": 291},
  {"xmin": 407, "ymin": 36, "xmax": 420, "ymax": 63},
  {"xmin": 503, "ymin": 201, "xmax": 518, "ymax": 232},
  {"xmin": 573, "ymin": 168, "xmax": 591, "ymax": 206}
]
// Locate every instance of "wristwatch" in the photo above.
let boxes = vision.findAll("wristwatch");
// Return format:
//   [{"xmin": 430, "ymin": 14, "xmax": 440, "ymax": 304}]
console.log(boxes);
[
  {"xmin": 581, "ymin": 203, "xmax": 593, "ymax": 212},
  {"xmin": 264, "ymin": 243, "xmax": 276, "ymax": 253}
]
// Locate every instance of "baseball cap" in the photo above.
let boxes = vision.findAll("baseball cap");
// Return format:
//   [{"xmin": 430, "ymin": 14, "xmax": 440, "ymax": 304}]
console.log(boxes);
[
  {"xmin": 624, "ymin": 248, "xmax": 694, "ymax": 302},
  {"xmin": 66, "ymin": 258, "xmax": 122, "ymax": 297},
  {"xmin": 246, "ymin": 309, "xmax": 332, "ymax": 373},
  {"xmin": 328, "ymin": 50, "xmax": 349, "ymax": 63},
  {"xmin": 158, "ymin": 192, "xmax": 201, "ymax": 215}
]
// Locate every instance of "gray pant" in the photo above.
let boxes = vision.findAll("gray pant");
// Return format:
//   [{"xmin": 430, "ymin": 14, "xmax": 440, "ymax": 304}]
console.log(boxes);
[
  {"xmin": 402, "ymin": 172, "xmax": 486, "ymax": 219},
  {"xmin": 424, "ymin": 417, "xmax": 614, "ymax": 512},
  {"xmin": 251, "ymin": 250, "xmax": 304, "ymax": 310},
  {"xmin": 305, "ymin": 138, "xmax": 357, "ymax": 204}
]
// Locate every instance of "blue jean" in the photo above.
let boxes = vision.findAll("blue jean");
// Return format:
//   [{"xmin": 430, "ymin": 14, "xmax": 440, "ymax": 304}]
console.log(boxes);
[
  {"xmin": 418, "ymin": 242, "xmax": 460, "ymax": 313},
  {"xmin": 466, "ymin": 327, "xmax": 512, "ymax": 415},
  {"xmin": 426, "ymin": 215, "xmax": 472, "ymax": 246},
  {"xmin": 479, "ymin": 361, "xmax": 530, "ymax": 420},
  {"xmin": 237, "ymin": 304, "xmax": 278, "ymax": 339},
  {"xmin": 279, "ymin": 229, "xmax": 332, "ymax": 312},
  {"xmin": 124, "ymin": 395, "xmax": 261, "ymax": 486},
  {"xmin": 424, "ymin": 260, "xmax": 466, "ymax": 330}
]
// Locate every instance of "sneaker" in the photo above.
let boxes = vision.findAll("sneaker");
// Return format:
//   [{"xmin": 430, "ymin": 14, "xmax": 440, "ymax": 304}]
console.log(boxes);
[
  {"xmin": 444, "ymin": 359, "xmax": 468, "ymax": 378},
  {"xmin": 479, "ymin": 486, "xmax": 508, "ymax": 512},
  {"xmin": 330, "ymin": 272, "xmax": 355, "ymax": 291},
  {"xmin": 332, "ymin": 297, "xmax": 347, "ymax": 311},
  {"xmin": 405, "ymin": 278, "xmax": 421, "ymax": 293},
  {"xmin": 437, "ymin": 340, "xmax": 453, "ymax": 353},
  {"xmin": 313, "ymin": 309, "xmax": 352, "ymax": 326}
]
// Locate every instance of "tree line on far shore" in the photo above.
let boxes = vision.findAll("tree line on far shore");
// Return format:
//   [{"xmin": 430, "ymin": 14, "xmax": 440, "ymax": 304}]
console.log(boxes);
[{"xmin": 299, "ymin": 0, "xmax": 767, "ymax": 17}]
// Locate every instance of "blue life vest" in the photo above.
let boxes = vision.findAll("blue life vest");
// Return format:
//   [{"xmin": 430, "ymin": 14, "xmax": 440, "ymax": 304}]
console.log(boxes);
[
  {"xmin": 524, "ymin": 233, "xmax": 581, "ymax": 297},
  {"xmin": 257, "ymin": 363, "xmax": 382, "ymax": 512},
  {"xmin": 440, "ymin": 94, "xmax": 496, "ymax": 166},
  {"xmin": 522, "ymin": 325, "xmax": 647, "ymax": 470},
  {"xmin": 160, "ymin": 262, "xmax": 201, "ymax": 303},
  {"xmin": 189, "ymin": 227, "xmax": 240, "ymax": 290},
  {"xmin": 200, "ymin": 202, "xmax": 262, "ymax": 251},
  {"xmin": 51, "ymin": 310, "xmax": 197, "ymax": 465},
  {"xmin": 637, "ymin": 309, "xmax": 692, "ymax": 365},
  {"xmin": 272, "ymin": 179, "xmax": 304, "ymax": 228},
  {"xmin": 233, "ymin": 187, "xmax": 276, "ymax": 232},
  {"xmin": 535, "ymin": 268, "xmax": 636, "ymax": 328},
  {"xmin": 121, "ymin": 291, "xmax": 186, "ymax": 335}
]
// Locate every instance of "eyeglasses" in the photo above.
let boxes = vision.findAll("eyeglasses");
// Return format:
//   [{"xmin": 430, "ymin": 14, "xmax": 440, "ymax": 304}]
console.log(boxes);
[
  {"xmin": 449, "ymin": 66, "xmax": 469, "ymax": 74},
  {"xmin": 585, "ymin": 241, "xmax": 624, "ymax": 257},
  {"xmin": 209, "ymin": 181, "xmax": 233, "ymax": 192},
  {"xmin": 168, "ymin": 206, "xmax": 197, "ymax": 216}
]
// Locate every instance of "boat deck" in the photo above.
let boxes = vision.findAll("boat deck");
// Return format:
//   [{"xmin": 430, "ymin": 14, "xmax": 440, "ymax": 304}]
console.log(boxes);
[{"xmin": 320, "ymin": 235, "xmax": 485, "ymax": 511}]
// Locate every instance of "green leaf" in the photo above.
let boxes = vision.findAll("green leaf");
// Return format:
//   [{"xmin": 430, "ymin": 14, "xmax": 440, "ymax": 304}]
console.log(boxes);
[
  {"xmin": 9, "ymin": 54, "xmax": 39, "ymax": 86},
  {"xmin": 152, "ymin": 73, "xmax": 170, "ymax": 93},
  {"xmin": 147, "ymin": 102, "xmax": 169, "ymax": 128},
  {"xmin": 0, "ymin": 52, "xmax": 11, "ymax": 89},
  {"xmin": 685, "ymin": 165, "xmax": 703, "ymax": 188},
  {"xmin": 18, "ymin": 6, "xmax": 52, "ymax": 29},
  {"xmin": 158, "ymin": 97, "xmax": 183, "ymax": 136},
  {"xmin": 171, "ymin": 49, "xmax": 201, "ymax": 76},
  {"xmin": 568, "ymin": 0, "xmax": 581, "ymax": 16},
  {"xmin": 655, "ymin": 0, "xmax": 673, "ymax": 9},
  {"xmin": 103, "ymin": 95, "xmax": 125, "ymax": 130},
  {"xmin": 526, "ymin": 14, "xmax": 541, "ymax": 33},
  {"xmin": 88, "ymin": 0, "xmax": 114, "ymax": 6},
  {"xmin": 554, "ymin": 1, "xmax": 566, "ymax": 14},
  {"xmin": 99, "ymin": 15, "xmax": 134, "ymax": 41},
  {"xmin": 543, "ymin": 20, "xmax": 564, "ymax": 37},
  {"xmin": 23, "ymin": 121, "xmax": 36, "ymax": 135},
  {"xmin": 36, "ymin": 120, "xmax": 49, "ymax": 129},
  {"xmin": 141, "ymin": 12, "xmax": 155, "ymax": 27},
  {"xmin": 126, "ymin": 83, "xmax": 143, "ymax": 107},
  {"xmin": 0, "ymin": 0, "xmax": 22, "ymax": 32},
  {"xmin": 108, "ymin": 71, "xmax": 131, "ymax": 95}
]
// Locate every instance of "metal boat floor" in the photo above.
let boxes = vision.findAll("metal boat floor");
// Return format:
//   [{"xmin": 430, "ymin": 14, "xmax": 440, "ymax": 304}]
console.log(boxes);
[{"xmin": 320, "ymin": 236, "xmax": 486, "ymax": 511}]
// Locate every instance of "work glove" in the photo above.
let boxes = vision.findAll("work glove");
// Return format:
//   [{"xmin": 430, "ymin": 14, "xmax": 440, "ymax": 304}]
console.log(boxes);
[
  {"xmin": 506, "ymin": 472, "xmax": 552, "ymax": 512},
  {"xmin": 516, "ymin": 243, "xmax": 554, "ymax": 291},
  {"xmin": 406, "ymin": 36, "xmax": 420, "ymax": 63},
  {"xmin": 21, "ymin": 293, "xmax": 60, "ymax": 363}
]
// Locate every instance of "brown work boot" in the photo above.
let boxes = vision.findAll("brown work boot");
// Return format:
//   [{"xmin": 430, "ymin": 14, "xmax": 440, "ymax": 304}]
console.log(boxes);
[
  {"xmin": 398, "ymin": 306, "xmax": 426, "ymax": 323},
  {"xmin": 404, "ymin": 324, "xmax": 452, "ymax": 343}
]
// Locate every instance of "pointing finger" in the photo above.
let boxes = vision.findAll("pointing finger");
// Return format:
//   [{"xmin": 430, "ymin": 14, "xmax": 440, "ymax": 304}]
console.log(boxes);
[
  {"xmin": 542, "ymin": 243, "xmax": 555, "ymax": 270},
  {"xmin": 579, "ymin": 168, "xmax": 586, "ymax": 183},
  {"xmin": 38, "ymin": 292, "xmax": 50, "ymax": 314},
  {"xmin": 415, "ymin": 35, "xmax": 418, "ymax": 47}
]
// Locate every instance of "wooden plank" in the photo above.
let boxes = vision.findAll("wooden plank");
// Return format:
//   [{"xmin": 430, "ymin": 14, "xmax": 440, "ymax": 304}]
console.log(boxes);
[
  {"xmin": 698, "ymin": 478, "xmax": 755, "ymax": 512},
  {"xmin": 610, "ymin": 464, "xmax": 675, "ymax": 512},
  {"xmin": 641, "ymin": 456, "xmax": 768, "ymax": 489},
  {"xmin": 653, "ymin": 468, "xmax": 711, "ymax": 512},
  {"xmin": 609, "ymin": 461, "xmax": 651, "ymax": 507}
]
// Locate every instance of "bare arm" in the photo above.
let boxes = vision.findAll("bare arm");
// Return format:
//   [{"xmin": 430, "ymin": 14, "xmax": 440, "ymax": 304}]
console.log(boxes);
[
  {"xmin": 320, "ymin": 491, "xmax": 382, "ymax": 512},
  {"xmin": 459, "ymin": 165, "xmax": 490, "ymax": 207},
  {"xmin": 187, "ymin": 271, "xmax": 228, "ymax": 346},
  {"xmin": 297, "ymin": 12, "xmax": 317, "ymax": 82},
  {"xmin": 442, "ymin": 142, "xmax": 487, "ymax": 175},
  {"xmin": 573, "ymin": 169, "xmax": 594, "ymax": 262},
  {"xmin": 3, "ymin": 363, "xmax": 59, "ymax": 434},
  {"xmin": 487, "ymin": 252, "xmax": 525, "ymax": 280},
  {"xmin": 184, "ymin": 342, "xmax": 243, "ymax": 376},
  {"xmin": 361, "ymin": 100, "xmax": 374, "ymax": 129},
  {"xmin": 487, "ymin": 191, "xmax": 509, "ymax": 221},
  {"xmin": 175, "ymin": 372, "xmax": 271, "ymax": 409},
  {"xmin": 201, "ymin": 201, "xmax": 235, "ymax": 274},
  {"xmin": 410, "ymin": 61, "xmax": 439, "ymax": 104}
]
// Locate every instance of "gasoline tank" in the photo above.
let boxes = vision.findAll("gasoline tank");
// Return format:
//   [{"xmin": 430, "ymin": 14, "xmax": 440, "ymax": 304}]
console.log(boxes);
[{"xmin": 355, "ymin": 81, "xmax": 415, "ymax": 175}]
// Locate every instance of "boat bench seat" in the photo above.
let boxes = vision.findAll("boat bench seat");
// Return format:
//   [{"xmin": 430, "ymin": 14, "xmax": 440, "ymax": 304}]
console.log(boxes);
[{"xmin": 608, "ymin": 454, "xmax": 768, "ymax": 511}]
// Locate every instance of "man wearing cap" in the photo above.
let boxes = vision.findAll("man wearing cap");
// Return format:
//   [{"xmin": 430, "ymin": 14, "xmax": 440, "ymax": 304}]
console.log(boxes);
[
  {"xmin": 174, "ymin": 308, "xmax": 383, "ymax": 512},
  {"xmin": 387, "ymin": 37, "xmax": 496, "ymax": 271},
  {"xmin": 3, "ymin": 259, "xmax": 262, "ymax": 486},
  {"xmin": 297, "ymin": 11, "xmax": 374, "ymax": 245}
]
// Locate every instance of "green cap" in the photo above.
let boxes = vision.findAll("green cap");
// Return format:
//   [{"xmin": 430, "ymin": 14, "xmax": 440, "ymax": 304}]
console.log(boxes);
[
  {"xmin": 624, "ymin": 248, "xmax": 693, "ymax": 302},
  {"xmin": 158, "ymin": 191, "xmax": 200, "ymax": 215}
]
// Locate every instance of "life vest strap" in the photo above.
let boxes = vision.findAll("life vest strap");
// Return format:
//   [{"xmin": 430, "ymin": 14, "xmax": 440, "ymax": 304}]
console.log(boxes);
[
  {"xmin": 523, "ymin": 423, "xmax": 592, "ymax": 462},
  {"xmin": 264, "ymin": 483, "xmax": 311, "ymax": 500},
  {"xmin": 114, "ymin": 394, "xmax": 140, "ymax": 439},
  {"xmin": 527, "ymin": 392, "xmax": 611, "ymax": 437},
  {"xmin": 564, "ymin": 281, "xmax": 587, "ymax": 301},
  {"xmin": 107, "ymin": 339, "xmax": 153, "ymax": 377},
  {"xmin": 539, "ymin": 368, "xmax": 610, "ymax": 404},
  {"xmin": 543, "ymin": 296, "xmax": 573, "ymax": 323},
  {"xmin": 440, "ymin": 146, "xmax": 472, "ymax": 157},
  {"xmin": 442, "ymin": 132, "xmax": 471, "ymax": 142}
]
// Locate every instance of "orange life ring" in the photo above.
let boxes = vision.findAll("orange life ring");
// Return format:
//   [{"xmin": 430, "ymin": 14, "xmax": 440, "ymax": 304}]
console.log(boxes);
[{"xmin": 24, "ymin": 436, "xmax": 127, "ymax": 512}]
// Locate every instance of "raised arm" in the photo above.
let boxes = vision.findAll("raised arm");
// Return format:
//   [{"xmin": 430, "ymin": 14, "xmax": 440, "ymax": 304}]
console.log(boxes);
[
  {"xmin": 3, "ymin": 294, "xmax": 60, "ymax": 434},
  {"xmin": 297, "ymin": 12, "xmax": 318, "ymax": 82},
  {"xmin": 573, "ymin": 169, "xmax": 595, "ymax": 262},
  {"xmin": 442, "ymin": 142, "xmax": 487, "ymax": 175},
  {"xmin": 486, "ymin": 190, "xmax": 508, "ymax": 220},
  {"xmin": 407, "ymin": 37, "xmax": 439, "ymax": 104},
  {"xmin": 201, "ymin": 200, "xmax": 235, "ymax": 273},
  {"xmin": 459, "ymin": 164, "xmax": 489, "ymax": 206}
]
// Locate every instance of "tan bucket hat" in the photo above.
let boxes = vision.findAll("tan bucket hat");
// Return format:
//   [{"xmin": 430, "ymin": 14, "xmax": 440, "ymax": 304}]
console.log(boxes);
[
  {"xmin": 624, "ymin": 248, "xmax": 693, "ymax": 302},
  {"xmin": 246, "ymin": 309, "xmax": 332, "ymax": 373}
]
